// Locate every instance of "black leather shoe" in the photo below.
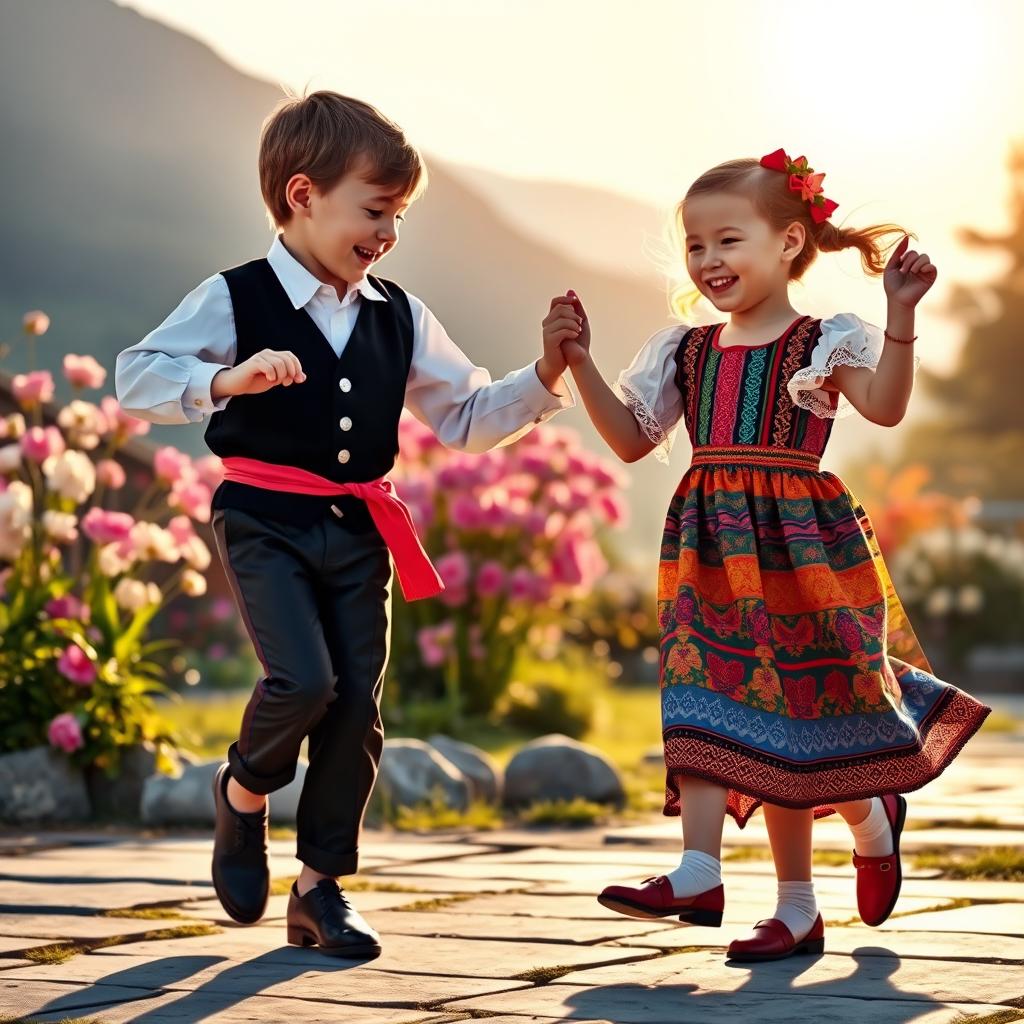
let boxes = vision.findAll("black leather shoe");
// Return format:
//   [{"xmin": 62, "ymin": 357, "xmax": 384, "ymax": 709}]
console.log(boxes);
[
  {"xmin": 287, "ymin": 879, "xmax": 382, "ymax": 959},
  {"xmin": 211, "ymin": 763, "xmax": 270, "ymax": 924}
]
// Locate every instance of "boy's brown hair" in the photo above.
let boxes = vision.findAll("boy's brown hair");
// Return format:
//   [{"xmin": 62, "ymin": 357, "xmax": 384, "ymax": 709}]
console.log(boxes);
[{"xmin": 259, "ymin": 91, "xmax": 426, "ymax": 227}]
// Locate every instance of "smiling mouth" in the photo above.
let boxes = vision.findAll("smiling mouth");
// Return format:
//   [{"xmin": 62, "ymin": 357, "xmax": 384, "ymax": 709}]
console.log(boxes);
[
  {"xmin": 706, "ymin": 276, "xmax": 738, "ymax": 294},
  {"xmin": 353, "ymin": 245, "xmax": 382, "ymax": 265}
]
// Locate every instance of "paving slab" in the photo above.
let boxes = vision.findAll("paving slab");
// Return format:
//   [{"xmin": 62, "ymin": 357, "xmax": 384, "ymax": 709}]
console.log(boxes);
[
  {"xmin": 875, "ymin": 902, "xmax": 1024, "ymax": 936},
  {"xmin": 444, "ymin": 984, "xmax": 1018, "ymax": 1024},
  {"xmin": 9, "ymin": 981, "xmax": 451, "ymax": 1023},
  {"xmin": 553, "ymin": 946, "xmax": 1024, "ymax": 1003},
  {"xmin": 6, "ymin": 954, "xmax": 534, "ymax": 1006},
  {"xmin": 90, "ymin": 926, "xmax": 665, "ymax": 978}
]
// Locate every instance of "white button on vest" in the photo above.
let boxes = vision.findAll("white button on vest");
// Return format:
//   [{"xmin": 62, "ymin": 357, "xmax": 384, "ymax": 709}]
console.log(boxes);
[
  {"xmin": 337, "ymin": 449, "xmax": 351, "ymax": 464},
  {"xmin": 339, "ymin": 378, "xmax": 352, "ymax": 393},
  {"xmin": 339, "ymin": 417, "xmax": 353, "ymax": 431}
]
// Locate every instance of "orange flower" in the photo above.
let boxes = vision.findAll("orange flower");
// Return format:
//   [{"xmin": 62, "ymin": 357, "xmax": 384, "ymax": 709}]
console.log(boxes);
[
  {"xmin": 751, "ymin": 667, "xmax": 782, "ymax": 703},
  {"xmin": 853, "ymin": 671, "xmax": 883, "ymax": 706},
  {"xmin": 791, "ymin": 171, "xmax": 825, "ymax": 202},
  {"xmin": 666, "ymin": 641, "xmax": 702, "ymax": 679}
]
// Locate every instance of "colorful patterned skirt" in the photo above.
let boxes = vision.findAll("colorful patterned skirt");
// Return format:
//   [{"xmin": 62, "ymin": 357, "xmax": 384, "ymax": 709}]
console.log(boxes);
[{"xmin": 659, "ymin": 445, "xmax": 990, "ymax": 826}]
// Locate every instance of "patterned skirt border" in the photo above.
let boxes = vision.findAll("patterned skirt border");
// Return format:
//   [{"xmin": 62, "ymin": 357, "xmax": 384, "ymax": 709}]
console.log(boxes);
[{"xmin": 661, "ymin": 689, "xmax": 990, "ymax": 828}]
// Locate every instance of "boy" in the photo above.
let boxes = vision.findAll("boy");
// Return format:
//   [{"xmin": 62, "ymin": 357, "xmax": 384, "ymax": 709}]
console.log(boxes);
[{"xmin": 116, "ymin": 91, "xmax": 579, "ymax": 957}]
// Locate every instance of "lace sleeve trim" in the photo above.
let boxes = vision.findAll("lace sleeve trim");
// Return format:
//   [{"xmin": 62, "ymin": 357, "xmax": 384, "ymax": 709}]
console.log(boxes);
[
  {"xmin": 615, "ymin": 376, "xmax": 673, "ymax": 464},
  {"xmin": 786, "ymin": 335, "xmax": 925, "ymax": 415}
]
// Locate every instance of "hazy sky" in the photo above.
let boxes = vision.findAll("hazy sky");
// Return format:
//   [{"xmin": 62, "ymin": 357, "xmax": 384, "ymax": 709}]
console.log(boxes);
[{"xmin": 121, "ymin": 0, "xmax": 1023, "ymax": 370}]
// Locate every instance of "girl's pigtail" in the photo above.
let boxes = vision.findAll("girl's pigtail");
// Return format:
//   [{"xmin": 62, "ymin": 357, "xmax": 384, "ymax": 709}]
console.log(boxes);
[{"xmin": 814, "ymin": 221, "xmax": 908, "ymax": 276}]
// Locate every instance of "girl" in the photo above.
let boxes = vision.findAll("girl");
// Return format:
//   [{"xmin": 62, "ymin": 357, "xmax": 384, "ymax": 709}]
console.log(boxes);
[{"xmin": 549, "ymin": 148, "xmax": 991, "ymax": 962}]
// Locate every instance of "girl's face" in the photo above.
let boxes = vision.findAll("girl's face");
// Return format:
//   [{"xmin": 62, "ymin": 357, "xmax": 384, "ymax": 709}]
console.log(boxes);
[{"xmin": 682, "ymin": 191, "xmax": 802, "ymax": 313}]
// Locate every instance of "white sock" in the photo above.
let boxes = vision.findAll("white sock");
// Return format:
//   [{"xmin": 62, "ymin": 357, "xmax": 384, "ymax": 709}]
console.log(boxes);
[
  {"xmin": 849, "ymin": 797, "xmax": 893, "ymax": 857},
  {"xmin": 664, "ymin": 849, "xmax": 722, "ymax": 899},
  {"xmin": 774, "ymin": 881, "xmax": 818, "ymax": 941}
]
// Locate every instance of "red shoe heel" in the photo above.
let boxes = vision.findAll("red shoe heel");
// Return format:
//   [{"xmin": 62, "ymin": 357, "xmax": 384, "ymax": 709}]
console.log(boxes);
[
  {"xmin": 799, "ymin": 935, "xmax": 825, "ymax": 955},
  {"xmin": 679, "ymin": 908, "xmax": 722, "ymax": 927}
]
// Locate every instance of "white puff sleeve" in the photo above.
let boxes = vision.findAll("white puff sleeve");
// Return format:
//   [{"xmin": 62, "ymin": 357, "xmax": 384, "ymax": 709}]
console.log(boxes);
[
  {"xmin": 789, "ymin": 313, "xmax": 908, "ymax": 419},
  {"xmin": 613, "ymin": 324, "xmax": 688, "ymax": 463}
]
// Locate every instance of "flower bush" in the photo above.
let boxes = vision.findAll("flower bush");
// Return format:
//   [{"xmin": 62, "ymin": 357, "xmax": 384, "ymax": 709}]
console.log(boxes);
[
  {"xmin": 0, "ymin": 311, "xmax": 223, "ymax": 774},
  {"xmin": 387, "ymin": 414, "xmax": 629, "ymax": 719},
  {"xmin": 888, "ymin": 512, "xmax": 1024, "ymax": 668}
]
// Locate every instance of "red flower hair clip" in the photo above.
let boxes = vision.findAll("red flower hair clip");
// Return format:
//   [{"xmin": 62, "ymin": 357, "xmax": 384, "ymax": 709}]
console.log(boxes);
[{"xmin": 760, "ymin": 148, "xmax": 839, "ymax": 224}]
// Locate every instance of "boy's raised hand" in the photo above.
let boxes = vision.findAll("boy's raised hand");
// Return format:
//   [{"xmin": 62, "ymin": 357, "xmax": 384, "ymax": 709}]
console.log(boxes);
[{"xmin": 212, "ymin": 349, "xmax": 306, "ymax": 399}]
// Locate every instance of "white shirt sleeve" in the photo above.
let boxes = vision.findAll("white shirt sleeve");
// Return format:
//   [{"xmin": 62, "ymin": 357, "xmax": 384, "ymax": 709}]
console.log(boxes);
[
  {"xmin": 403, "ymin": 294, "xmax": 575, "ymax": 453},
  {"xmin": 614, "ymin": 324, "xmax": 688, "ymax": 463},
  {"xmin": 788, "ymin": 312, "xmax": 918, "ymax": 420},
  {"xmin": 114, "ymin": 274, "xmax": 236, "ymax": 425}
]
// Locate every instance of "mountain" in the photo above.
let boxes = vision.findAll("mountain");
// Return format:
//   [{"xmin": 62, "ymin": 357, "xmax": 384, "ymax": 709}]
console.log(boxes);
[{"xmin": 445, "ymin": 163, "xmax": 670, "ymax": 284}]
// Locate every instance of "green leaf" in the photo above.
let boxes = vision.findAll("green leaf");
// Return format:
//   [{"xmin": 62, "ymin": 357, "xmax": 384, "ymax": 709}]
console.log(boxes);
[{"xmin": 114, "ymin": 603, "xmax": 161, "ymax": 664}]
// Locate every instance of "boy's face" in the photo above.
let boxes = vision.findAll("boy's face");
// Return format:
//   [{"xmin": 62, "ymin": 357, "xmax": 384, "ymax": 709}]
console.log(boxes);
[{"xmin": 304, "ymin": 158, "xmax": 411, "ymax": 284}]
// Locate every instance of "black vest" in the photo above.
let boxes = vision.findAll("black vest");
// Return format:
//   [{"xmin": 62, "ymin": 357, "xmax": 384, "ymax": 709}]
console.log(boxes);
[{"xmin": 206, "ymin": 258, "xmax": 414, "ymax": 526}]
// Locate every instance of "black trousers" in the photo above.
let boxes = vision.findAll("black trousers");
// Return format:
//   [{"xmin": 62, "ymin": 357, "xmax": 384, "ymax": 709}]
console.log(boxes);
[{"xmin": 212, "ymin": 505, "xmax": 392, "ymax": 876}]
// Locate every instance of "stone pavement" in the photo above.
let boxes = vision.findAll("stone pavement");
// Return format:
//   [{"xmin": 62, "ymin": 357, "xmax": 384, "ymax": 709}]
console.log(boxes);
[{"xmin": 1, "ymin": 732, "xmax": 1022, "ymax": 1023}]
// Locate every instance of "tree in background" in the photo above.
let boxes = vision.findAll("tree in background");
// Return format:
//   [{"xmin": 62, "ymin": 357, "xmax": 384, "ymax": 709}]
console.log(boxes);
[{"xmin": 898, "ymin": 145, "xmax": 1024, "ymax": 499}]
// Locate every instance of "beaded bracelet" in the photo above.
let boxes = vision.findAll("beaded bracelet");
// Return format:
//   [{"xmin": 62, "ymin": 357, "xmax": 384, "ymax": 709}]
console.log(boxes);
[{"xmin": 884, "ymin": 330, "xmax": 917, "ymax": 345}]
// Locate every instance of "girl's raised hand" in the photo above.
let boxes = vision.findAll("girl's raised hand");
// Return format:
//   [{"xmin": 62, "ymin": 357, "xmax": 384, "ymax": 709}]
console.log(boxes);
[{"xmin": 884, "ymin": 236, "xmax": 937, "ymax": 309}]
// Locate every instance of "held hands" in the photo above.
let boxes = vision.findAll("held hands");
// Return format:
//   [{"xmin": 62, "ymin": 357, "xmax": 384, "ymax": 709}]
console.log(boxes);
[
  {"xmin": 542, "ymin": 290, "xmax": 590, "ymax": 371},
  {"xmin": 211, "ymin": 349, "xmax": 306, "ymax": 399},
  {"xmin": 884, "ymin": 236, "xmax": 937, "ymax": 310}
]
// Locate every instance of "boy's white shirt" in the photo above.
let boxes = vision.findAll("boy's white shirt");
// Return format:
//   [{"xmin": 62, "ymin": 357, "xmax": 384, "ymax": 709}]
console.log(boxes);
[{"xmin": 115, "ymin": 236, "xmax": 574, "ymax": 453}]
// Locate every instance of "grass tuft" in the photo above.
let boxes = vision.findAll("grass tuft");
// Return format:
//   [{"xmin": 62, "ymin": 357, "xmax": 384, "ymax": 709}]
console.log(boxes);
[
  {"xmin": 392, "ymin": 893, "xmax": 479, "ymax": 913},
  {"xmin": 102, "ymin": 906, "xmax": 189, "ymax": 920},
  {"xmin": 912, "ymin": 845, "xmax": 1024, "ymax": 881},
  {"xmin": 518, "ymin": 797, "xmax": 612, "ymax": 827},
  {"xmin": 512, "ymin": 964, "xmax": 580, "ymax": 984}
]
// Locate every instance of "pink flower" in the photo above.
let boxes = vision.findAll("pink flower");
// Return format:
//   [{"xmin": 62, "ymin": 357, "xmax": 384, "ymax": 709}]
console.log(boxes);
[
  {"xmin": 62, "ymin": 354, "xmax": 107, "ymax": 390},
  {"xmin": 46, "ymin": 594, "xmax": 90, "ymax": 622},
  {"xmin": 478, "ymin": 489, "xmax": 511, "ymax": 530},
  {"xmin": 545, "ymin": 481, "xmax": 573, "ymax": 510},
  {"xmin": 22, "ymin": 310, "xmax": 51, "ymax": 336},
  {"xmin": 21, "ymin": 426, "xmax": 65, "ymax": 463},
  {"xmin": 436, "ymin": 550, "xmax": 470, "ymax": 591},
  {"xmin": 193, "ymin": 455, "xmax": 225, "ymax": 490},
  {"xmin": 475, "ymin": 560, "xmax": 505, "ymax": 599},
  {"xmin": 417, "ymin": 623, "xmax": 454, "ymax": 668},
  {"xmin": 81, "ymin": 507, "xmax": 135, "ymax": 544},
  {"xmin": 100, "ymin": 396, "xmax": 150, "ymax": 438},
  {"xmin": 551, "ymin": 533, "xmax": 606, "ymax": 588},
  {"xmin": 595, "ymin": 492, "xmax": 628, "ymax": 526},
  {"xmin": 48, "ymin": 712, "xmax": 84, "ymax": 753},
  {"xmin": 508, "ymin": 567, "xmax": 536, "ymax": 603},
  {"xmin": 12, "ymin": 371, "xmax": 55, "ymax": 406},
  {"xmin": 517, "ymin": 449, "xmax": 555, "ymax": 480},
  {"xmin": 450, "ymin": 493, "xmax": 483, "ymax": 530},
  {"xmin": 169, "ymin": 479, "xmax": 212, "ymax": 523},
  {"xmin": 211, "ymin": 598, "xmax": 234, "ymax": 621},
  {"xmin": 58, "ymin": 643, "xmax": 96, "ymax": 686},
  {"xmin": 166, "ymin": 514, "xmax": 196, "ymax": 546},
  {"xmin": 96, "ymin": 459, "xmax": 127, "ymax": 489},
  {"xmin": 154, "ymin": 446, "xmax": 193, "ymax": 484}
]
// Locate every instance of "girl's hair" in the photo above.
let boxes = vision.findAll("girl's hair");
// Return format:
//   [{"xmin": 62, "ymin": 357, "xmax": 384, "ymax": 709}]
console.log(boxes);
[{"xmin": 669, "ymin": 158, "xmax": 908, "ymax": 317}]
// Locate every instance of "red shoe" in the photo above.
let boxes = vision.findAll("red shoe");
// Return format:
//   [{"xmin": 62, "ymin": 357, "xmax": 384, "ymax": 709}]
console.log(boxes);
[
  {"xmin": 727, "ymin": 914, "xmax": 824, "ymax": 962},
  {"xmin": 597, "ymin": 876, "xmax": 724, "ymax": 925},
  {"xmin": 853, "ymin": 793, "xmax": 907, "ymax": 926}
]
